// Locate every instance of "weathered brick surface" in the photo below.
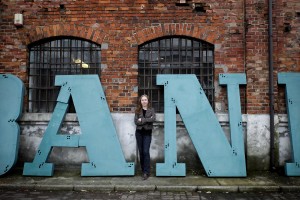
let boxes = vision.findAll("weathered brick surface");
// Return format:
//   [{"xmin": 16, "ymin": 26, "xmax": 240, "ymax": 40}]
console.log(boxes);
[
  {"xmin": 0, "ymin": 0, "xmax": 299, "ymax": 113},
  {"xmin": 274, "ymin": 0, "xmax": 300, "ymax": 113}
]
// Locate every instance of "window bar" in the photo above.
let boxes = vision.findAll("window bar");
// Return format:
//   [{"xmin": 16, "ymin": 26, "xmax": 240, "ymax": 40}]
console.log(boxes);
[
  {"xmin": 143, "ymin": 48, "xmax": 146, "ymax": 95},
  {"xmin": 38, "ymin": 45, "xmax": 43, "ymax": 112}
]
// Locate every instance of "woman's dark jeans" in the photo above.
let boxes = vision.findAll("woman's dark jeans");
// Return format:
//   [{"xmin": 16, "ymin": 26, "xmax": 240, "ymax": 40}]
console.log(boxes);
[{"xmin": 135, "ymin": 129, "xmax": 152, "ymax": 175}]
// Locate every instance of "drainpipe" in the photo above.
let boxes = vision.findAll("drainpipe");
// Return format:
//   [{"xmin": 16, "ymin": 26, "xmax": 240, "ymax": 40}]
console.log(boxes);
[
  {"xmin": 268, "ymin": 0, "xmax": 275, "ymax": 171},
  {"xmin": 243, "ymin": 0, "xmax": 247, "ymax": 111}
]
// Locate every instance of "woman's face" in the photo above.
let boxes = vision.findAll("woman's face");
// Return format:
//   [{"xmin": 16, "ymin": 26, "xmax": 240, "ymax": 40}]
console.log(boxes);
[{"xmin": 140, "ymin": 96, "xmax": 149, "ymax": 108}]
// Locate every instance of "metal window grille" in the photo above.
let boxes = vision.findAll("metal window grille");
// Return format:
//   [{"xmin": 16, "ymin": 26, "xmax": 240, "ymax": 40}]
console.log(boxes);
[
  {"xmin": 28, "ymin": 37, "xmax": 101, "ymax": 113},
  {"xmin": 138, "ymin": 37, "xmax": 214, "ymax": 113}
]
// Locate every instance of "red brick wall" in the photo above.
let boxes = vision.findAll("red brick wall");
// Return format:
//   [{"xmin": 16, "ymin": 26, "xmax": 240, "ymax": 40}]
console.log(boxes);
[
  {"xmin": 245, "ymin": 0, "xmax": 270, "ymax": 114},
  {"xmin": 0, "ymin": 0, "xmax": 299, "ymax": 113},
  {"xmin": 274, "ymin": 0, "xmax": 300, "ymax": 113}
]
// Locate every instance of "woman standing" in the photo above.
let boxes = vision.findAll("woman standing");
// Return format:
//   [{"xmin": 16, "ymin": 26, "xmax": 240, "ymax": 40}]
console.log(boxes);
[{"xmin": 134, "ymin": 94, "xmax": 156, "ymax": 180}]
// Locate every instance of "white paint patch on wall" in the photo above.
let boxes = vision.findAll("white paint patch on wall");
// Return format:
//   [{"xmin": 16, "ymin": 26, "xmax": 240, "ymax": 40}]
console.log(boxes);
[
  {"xmin": 18, "ymin": 113, "xmax": 292, "ymax": 171},
  {"xmin": 277, "ymin": 114, "xmax": 291, "ymax": 166},
  {"xmin": 111, "ymin": 113, "xmax": 136, "ymax": 161},
  {"xmin": 246, "ymin": 114, "xmax": 270, "ymax": 170}
]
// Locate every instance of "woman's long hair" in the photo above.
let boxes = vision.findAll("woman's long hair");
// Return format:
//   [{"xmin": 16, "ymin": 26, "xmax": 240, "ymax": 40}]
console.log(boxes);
[{"xmin": 135, "ymin": 94, "xmax": 151, "ymax": 114}]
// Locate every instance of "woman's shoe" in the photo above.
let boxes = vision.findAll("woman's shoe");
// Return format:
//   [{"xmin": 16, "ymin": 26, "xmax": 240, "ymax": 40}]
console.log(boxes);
[{"xmin": 143, "ymin": 173, "xmax": 148, "ymax": 180}]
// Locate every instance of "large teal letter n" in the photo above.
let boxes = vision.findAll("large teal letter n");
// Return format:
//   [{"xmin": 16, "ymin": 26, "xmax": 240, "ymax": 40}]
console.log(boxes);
[
  {"xmin": 156, "ymin": 74, "xmax": 247, "ymax": 177},
  {"xmin": 278, "ymin": 72, "xmax": 300, "ymax": 176}
]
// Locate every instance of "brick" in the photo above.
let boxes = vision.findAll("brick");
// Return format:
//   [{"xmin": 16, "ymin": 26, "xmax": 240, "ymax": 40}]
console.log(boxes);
[{"xmin": 0, "ymin": 0, "xmax": 299, "ymax": 113}]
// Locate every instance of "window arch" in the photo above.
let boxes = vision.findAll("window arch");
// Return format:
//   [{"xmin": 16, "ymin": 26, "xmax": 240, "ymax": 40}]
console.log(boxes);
[
  {"xmin": 28, "ymin": 37, "xmax": 101, "ymax": 112},
  {"xmin": 138, "ymin": 36, "xmax": 214, "ymax": 113}
]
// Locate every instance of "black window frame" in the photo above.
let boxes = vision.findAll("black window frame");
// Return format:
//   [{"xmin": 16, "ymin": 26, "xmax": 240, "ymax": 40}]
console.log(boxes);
[
  {"xmin": 28, "ymin": 36, "xmax": 101, "ymax": 113},
  {"xmin": 138, "ymin": 36, "xmax": 215, "ymax": 113}
]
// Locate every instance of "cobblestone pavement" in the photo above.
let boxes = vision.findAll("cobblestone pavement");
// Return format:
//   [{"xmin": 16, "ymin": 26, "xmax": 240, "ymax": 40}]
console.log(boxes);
[{"xmin": 1, "ymin": 189, "xmax": 300, "ymax": 200}]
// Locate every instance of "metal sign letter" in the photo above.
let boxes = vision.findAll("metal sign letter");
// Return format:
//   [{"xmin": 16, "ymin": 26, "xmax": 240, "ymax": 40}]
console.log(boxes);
[
  {"xmin": 156, "ymin": 74, "xmax": 247, "ymax": 177},
  {"xmin": 23, "ymin": 75, "xmax": 134, "ymax": 176},
  {"xmin": 0, "ymin": 74, "xmax": 24, "ymax": 176},
  {"xmin": 278, "ymin": 72, "xmax": 300, "ymax": 176}
]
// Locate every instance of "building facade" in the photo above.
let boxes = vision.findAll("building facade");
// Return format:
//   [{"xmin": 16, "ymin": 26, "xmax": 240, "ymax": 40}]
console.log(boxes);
[{"xmin": 0, "ymin": 0, "xmax": 299, "ymax": 174}]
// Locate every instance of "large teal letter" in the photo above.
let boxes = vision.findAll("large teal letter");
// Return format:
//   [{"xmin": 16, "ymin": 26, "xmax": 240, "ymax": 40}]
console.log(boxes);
[
  {"xmin": 0, "ymin": 74, "xmax": 24, "ymax": 175},
  {"xmin": 278, "ymin": 72, "xmax": 300, "ymax": 176},
  {"xmin": 23, "ymin": 75, "xmax": 134, "ymax": 176},
  {"xmin": 156, "ymin": 74, "xmax": 246, "ymax": 177}
]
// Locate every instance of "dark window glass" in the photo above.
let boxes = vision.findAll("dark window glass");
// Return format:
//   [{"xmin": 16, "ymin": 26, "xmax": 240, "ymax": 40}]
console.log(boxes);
[
  {"xmin": 138, "ymin": 37, "xmax": 214, "ymax": 113},
  {"xmin": 28, "ymin": 37, "xmax": 101, "ymax": 112}
]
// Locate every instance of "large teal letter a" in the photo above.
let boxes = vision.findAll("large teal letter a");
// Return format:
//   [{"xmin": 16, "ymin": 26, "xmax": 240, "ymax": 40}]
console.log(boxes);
[
  {"xmin": 156, "ymin": 74, "xmax": 247, "ymax": 177},
  {"xmin": 23, "ymin": 75, "xmax": 134, "ymax": 176}
]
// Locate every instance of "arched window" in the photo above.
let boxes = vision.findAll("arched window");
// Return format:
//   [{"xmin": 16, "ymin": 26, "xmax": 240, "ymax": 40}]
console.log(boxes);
[
  {"xmin": 138, "ymin": 36, "xmax": 214, "ymax": 113},
  {"xmin": 28, "ymin": 37, "xmax": 101, "ymax": 112}
]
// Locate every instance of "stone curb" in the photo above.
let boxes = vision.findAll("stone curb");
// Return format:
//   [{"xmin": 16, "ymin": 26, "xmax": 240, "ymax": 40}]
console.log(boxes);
[
  {"xmin": 115, "ymin": 185, "xmax": 156, "ymax": 191},
  {"xmin": 198, "ymin": 186, "xmax": 239, "ymax": 193},
  {"xmin": 156, "ymin": 186, "xmax": 198, "ymax": 192},
  {"xmin": 34, "ymin": 184, "xmax": 74, "ymax": 191},
  {"xmin": 0, "ymin": 183, "xmax": 35, "ymax": 190},
  {"xmin": 1, "ymin": 184, "xmax": 300, "ymax": 193},
  {"xmin": 238, "ymin": 186, "xmax": 280, "ymax": 192},
  {"xmin": 280, "ymin": 186, "xmax": 300, "ymax": 192},
  {"xmin": 74, "ymin": 185, "xmax": 114, "ymax": 191}
]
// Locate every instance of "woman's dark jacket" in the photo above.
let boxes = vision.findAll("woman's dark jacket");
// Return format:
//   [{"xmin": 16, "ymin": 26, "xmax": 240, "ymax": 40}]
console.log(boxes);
[{"xmin": 134, "ymin": 108, "xmax": 156, "ymax": 131}]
